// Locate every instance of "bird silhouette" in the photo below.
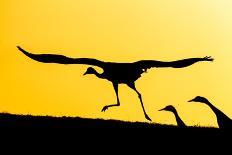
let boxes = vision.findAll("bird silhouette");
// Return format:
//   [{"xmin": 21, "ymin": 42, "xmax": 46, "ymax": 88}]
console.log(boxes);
[
  {"xmin": 17, "ymin": 46, "xmax": 214, "ymax": 121},
  {"xmin": 189, "ymin": 96, "xmax": 232, "ymax": 129},
  {"xmin": 159, "ymin": 105, "xmax": 186, "ymax": 128}
]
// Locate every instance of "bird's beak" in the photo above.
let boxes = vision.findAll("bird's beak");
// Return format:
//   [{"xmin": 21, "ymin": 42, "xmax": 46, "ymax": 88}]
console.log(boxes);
[
  {"xmin": 83, "ymin": 72, "xmax": 87, "ymax": 76},
  {"xmin": 188, "ymin": 99, "xmax": 194, "ymax": 102},
  {"xmin": 159, "ymin": 108, "xmax": 165, "ymax": 111}
]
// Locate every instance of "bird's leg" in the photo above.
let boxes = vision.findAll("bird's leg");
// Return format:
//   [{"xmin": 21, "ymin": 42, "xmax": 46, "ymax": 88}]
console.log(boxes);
[
  {"xmin": 102, "ymin": 83, "xmax": 120, "ymax": 112},
  {"xmin": 127, "ymin": 82, "xmax": 152, "ymax": 121}
]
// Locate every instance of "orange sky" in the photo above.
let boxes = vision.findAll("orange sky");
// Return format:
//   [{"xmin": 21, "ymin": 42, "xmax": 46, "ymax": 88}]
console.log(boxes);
[{"xmin": 1, "ymin": 0, "xmax": 232, "ymax": 127}]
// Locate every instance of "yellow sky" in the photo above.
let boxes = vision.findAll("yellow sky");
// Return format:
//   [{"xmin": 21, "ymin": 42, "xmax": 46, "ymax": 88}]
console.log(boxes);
[{"xmin": 1, "ymin": 0, "xmax": 232, "ymax": 127}]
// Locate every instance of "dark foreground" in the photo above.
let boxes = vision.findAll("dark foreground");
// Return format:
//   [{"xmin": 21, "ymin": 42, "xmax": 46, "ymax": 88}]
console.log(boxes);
[
  {"xmin": 0, "ymin": 113, "xmax": 230, "ymax": 149},
  {"xmin": 0, "ymin": 113, "xmax": 224, "ymax": 133},
  {"xmin": 0, "ymin": 112, "xmax": 215, "ymax": 129}
]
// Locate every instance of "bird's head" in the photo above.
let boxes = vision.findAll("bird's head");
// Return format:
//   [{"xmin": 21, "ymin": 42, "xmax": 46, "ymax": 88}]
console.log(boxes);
[
  {"xmin": 83, "ymin": 67, "xmax": 97, "ymax": 76},
  {"xmin": 159, "ymin": 105, "xmax": 176, "ymax": 112},
  {"xmin": 188, "ymin": 96, "xmax": 209, "ymax": 104}
]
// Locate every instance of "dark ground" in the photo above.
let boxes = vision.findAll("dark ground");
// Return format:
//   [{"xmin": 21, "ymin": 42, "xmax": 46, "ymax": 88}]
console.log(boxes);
[
  {"xmin": 0, "ymin": 113, "xmax": 230, "ymax": 150},
  {"xmin": 0, "ymin": 112, "xmax": 216, "ymax": 129}
]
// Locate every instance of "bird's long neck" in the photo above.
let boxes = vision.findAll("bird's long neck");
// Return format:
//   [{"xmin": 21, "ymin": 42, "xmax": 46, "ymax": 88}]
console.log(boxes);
[
  {"xmin": 171, "ymin": 110, "xmax": 186, "ymax": 127},
  {"xmin": 202, "ymin": 100, "xmax": 232, "ymax": 129},
  {"xmin": 203, "ymin": 100, "xmax": 221, "ymax": 114},
  {"xmin": 93, "ymin": 71, "xmax": 104, "ymax": 79},
  {"xmin": 202, "ymin": 100, "xmax": 230, "ymax": 120}
]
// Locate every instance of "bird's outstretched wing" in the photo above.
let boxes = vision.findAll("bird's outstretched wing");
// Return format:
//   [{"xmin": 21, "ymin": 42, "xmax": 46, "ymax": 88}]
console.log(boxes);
[
  {"xmin": 17, "ymin": 46, "xmax": 106, "ymax": 68},
  {"xmin": 135, "ymin": 56, "xmax": 214, "ymax": 70}
]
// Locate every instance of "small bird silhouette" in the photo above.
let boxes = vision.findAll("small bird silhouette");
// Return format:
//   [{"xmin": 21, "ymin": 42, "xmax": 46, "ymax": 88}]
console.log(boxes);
[
  {"xmin": 189, "ymin": 96, "xmax": 232, "ymax": 129},
  {"xmin": 159, "ymin": 105, "xmax": 186, "ymax": 128},
  {"xmin": 17, "ymin": 46, "xmax": 214, "ymax": 121}
]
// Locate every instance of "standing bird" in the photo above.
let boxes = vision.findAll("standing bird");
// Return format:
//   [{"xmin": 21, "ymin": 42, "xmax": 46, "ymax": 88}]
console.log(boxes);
[
  {"xmin": 159, "ymin": 105, "xmax": 186, "ymax": 128},
  {"xmin": 189, "ymin": 96, "xmax": 232, "ymax": 129},
  {"xmin": 17, "ymin": 46, "xmax": 213, "ymax": 121}
]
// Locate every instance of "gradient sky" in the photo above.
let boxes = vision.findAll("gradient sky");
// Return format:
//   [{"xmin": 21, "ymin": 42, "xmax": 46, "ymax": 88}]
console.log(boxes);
[{"xmin": 1, "ymin": 0, "xmax": 232, "ymax": 127}]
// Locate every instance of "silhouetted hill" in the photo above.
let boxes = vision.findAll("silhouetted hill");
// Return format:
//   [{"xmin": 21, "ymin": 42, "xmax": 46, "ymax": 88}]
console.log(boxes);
[
  {"xmin": 0, "ymin": 113, "xmax": 230, "ymax": 147},
  {"xmin": 0, "ymin": 112, "xmax": 218, "ymax": 130},
  {"xmin": 0, "ymin": 112, "xmax": 177, "ymax": 129}
]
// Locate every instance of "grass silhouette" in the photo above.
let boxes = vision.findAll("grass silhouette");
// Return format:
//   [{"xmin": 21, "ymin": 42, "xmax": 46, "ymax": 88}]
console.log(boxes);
[
  {"xmin": 0, "ymin": 112, "xmax": 229, "ymax": 144},
  {"xmin": 0, "ymin": 112, "xmax": 217, "ymax": 130}
]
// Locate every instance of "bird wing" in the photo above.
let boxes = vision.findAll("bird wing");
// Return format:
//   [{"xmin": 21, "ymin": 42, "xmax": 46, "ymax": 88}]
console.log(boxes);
[
  {"xmin": 17, "ymin": 46, "xmax": 106, "ymax": 68},
  {"xmin": 135, "ymin": 57, "xmax": 214, "ymax": 70}
]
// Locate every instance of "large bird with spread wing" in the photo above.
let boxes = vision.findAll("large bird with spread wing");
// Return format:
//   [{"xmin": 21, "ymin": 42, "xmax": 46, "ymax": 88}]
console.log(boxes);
[{"xmin": 17, "ymin": 46, "xmax": 213, "ymax": 121}]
